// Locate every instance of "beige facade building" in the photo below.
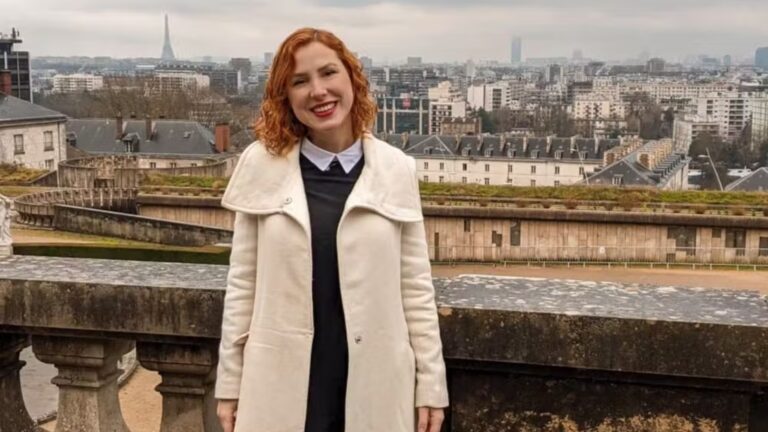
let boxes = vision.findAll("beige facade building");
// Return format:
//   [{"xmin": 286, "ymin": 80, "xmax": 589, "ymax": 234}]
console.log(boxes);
[
  {"xmin": 672, "ymin": 115, "xmax": 721, "ymax": 153},
  {"xmin": 751, "ymin": 98, "xmax": 768, "ymax": 149},
  {"xmin": 52, "ymin": 74, "xmax": 104, "ymax": 94},
  {"xmin": 0, "ymin": 94, "xmax": 67, "ymax": 170},
  {"xmin": 691, "ymin": 92, "xmax": 768, "ymax": 142},
  {"xmin": 379, "ymin": 134, "xmax": 621, "ymax": 187}
]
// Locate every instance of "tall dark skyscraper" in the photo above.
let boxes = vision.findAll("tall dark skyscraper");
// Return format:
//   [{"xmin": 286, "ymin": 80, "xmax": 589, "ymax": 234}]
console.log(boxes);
[
  {"xmin": 756, "ymin": 47, "xmax": 768, "ymax": 70},
  {"xmin": 161, "ymin": 14, "xmax": 176, "ymax": 61},
  {"xmin": 0, "ymin": 28, "xmax": 31, "ymax": 102},
  {"xmin": 510, "ymin": 37, "xmax": 522, "ymax": 64}
]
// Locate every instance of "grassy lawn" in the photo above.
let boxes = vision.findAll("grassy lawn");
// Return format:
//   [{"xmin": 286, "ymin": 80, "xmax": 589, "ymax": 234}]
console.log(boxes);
[
  {"xmin": 142, "ymin": 175, "xmax": 768, "ymax": 207},
  {"xmin": 0, "ymin": 186, "xmax": 57, "ymax": 197}
]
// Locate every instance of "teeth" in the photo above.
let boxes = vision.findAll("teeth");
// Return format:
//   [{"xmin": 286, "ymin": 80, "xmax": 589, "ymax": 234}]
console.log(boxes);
[{"xmin": 313, "ymin": 102, "xmax": 335, "ymax": 113}]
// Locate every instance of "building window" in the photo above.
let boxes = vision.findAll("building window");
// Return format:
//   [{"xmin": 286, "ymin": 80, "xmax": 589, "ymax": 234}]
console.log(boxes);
[
  {"xmin": 484, "ymin": 178, "xmax": 490, "ymax": 185},
  {"xmin": 531, "ymin": 165, "xmax": 536, "ymax": 174},
  {"xmin": 13, "ymin": 135, "xmax": 24, "ymax": 154},
  {"xmin": 424, "ymin": 161, "xmax": 429, "ymax": 169},
  {"xmin": 191, "ymin": 163, "xmax": 198, "ymax": 167},
  {"xmin": 510, "ymin": 221, "xmax": 521, "ymax": 246},
  {"xmin": 530, "ymin": 179, "xmax": 536, "ymax": 187},
  {"xmin": 44, "ymin": 159, "xmax": 54, "ymax": 170},
  {"xmin": 485, "ymin": 164, "xmax": 490, "ymax": 172},
  {"xmin": 555, "ymin": 150, "xmax": 563, "ymax": 159},
  {"xmin": 439, "ymin": 162, "xmax": 444, "ymax": 170},
  {"xmin": 462, "ymin": 163, "xmax": 467, "ymax": 171},
  {"xmin": 439, "ymin": 176, "xmax": 444, "ymax": 183},
  {"xmin": 508, "ymin": 164, "xmax": 513, "ymax": 173},
  {"xmin": 169, "ymin": 162, "xmax": 177, "ymax": 168},
  {"xmin": 612, "ymin": 175, "xmax": 624, "ymax": 185},
  {"xmin": 668, "ymin": 226, "xmax": 697, "ymax": 256},
  {"xmin": 464, "ymin": 219, "xmax": 471, "ymax": 233},
  {"xmin": 579, "ymin": 151, "xmax": 588, "ymax": 160},
  {"xmin": 423, "ymin": 175, "xmax": 429, "ymax": 182},
  {"xmin": 554, "ymin": 180, "xmax": 560, "ymax": 187},
  {"xmin": 725, "ymin": 229, "xmax": 746, "ymax": 256},
  {"xmin": 554, "ymin": 166, "xmax": 560, "ymax": 175},
  {"xmin": 44, "ymin": 131, "xmax": 54, "ymax": 151},
  {"xmin": 149, "ymin": 162, "xmax": 157, "ymax": 169},
  {"xmin": 579, "ymin": 167, "xmax": 585, "ymax": 176},
  {"xmin": 760, "ymin": 237, "xmax": 768, "ymax": 257},
  {"xmin": 712, "ymin": 228, "xmax": 722, "ymax": 239},
  {"xmin": 492, "ymin": 230, "xmax": 502, "ymax": 247},
  {"xmin": 462, "ymin": 177, "xmax": 467, "ymax": 183},
  {"xmin": 531, "ymin": 150, "xmax": 539, "ymax": 159}
]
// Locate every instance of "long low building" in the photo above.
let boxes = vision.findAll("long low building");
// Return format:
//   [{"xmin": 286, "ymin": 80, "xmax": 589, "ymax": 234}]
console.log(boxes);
[{"xmin": 380, "ymin": 133, "xmax": 623, "ymax": 187}]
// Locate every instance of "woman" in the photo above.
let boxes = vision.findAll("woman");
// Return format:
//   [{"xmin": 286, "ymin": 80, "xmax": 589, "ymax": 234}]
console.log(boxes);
[{"xmin": 215, "ymin": 28, "xmax": 449, "ymax": 432}]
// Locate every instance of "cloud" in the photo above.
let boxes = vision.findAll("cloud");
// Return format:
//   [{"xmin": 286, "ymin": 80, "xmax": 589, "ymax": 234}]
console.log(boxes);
[{"xmin": 4, "ymin": 0, "xmax": 767, "ymax": 61}]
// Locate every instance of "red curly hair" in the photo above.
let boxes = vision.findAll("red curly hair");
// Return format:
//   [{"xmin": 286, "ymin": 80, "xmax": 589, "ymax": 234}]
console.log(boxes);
[{"xmin": 255, "ymin": 28, "xmax": 377, "ymax": 156}]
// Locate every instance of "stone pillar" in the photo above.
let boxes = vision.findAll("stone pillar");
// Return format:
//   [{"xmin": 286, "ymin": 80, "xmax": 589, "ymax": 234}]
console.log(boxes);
[
  {"xmin": 32, "ymin": 336, "xmax": 133, "ymax": 432},
  {"xmin": 0, "ymin": 334, "xmax": 40, "ymax": 432},
  {"xmin": 137, "ymin": 342, "xmax": 221, "ymax": 432}
]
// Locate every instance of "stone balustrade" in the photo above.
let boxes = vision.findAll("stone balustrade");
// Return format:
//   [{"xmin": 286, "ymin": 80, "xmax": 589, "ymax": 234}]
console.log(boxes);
[
  {"xmin": 2, "ymin": 255, "xmax": 768, "ymax": 431},
  {"xmin": 14, "ymin": 188, "xmax": 138, "ymax": 227}
]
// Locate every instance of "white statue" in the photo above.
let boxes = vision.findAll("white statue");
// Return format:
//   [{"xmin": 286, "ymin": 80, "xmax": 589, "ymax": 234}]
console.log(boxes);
[{"xmin": 0, "ymin": 194, "xmax": 13, "ymax": 251}]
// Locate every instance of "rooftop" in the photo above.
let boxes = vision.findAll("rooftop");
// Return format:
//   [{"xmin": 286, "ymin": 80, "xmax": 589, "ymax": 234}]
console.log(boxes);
[
  {"xmin": 0, "ymin": 94, "xmax": 67, "ymax": 126},
  {"xmin": 66, "ymin": 118, "xmax": 217, "ymax": 155}
]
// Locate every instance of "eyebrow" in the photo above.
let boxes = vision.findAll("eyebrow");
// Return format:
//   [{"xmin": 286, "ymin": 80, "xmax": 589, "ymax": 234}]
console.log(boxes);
[{"xmin": 292, "ymin": 62, "xmax": 339, "ymax": 79}]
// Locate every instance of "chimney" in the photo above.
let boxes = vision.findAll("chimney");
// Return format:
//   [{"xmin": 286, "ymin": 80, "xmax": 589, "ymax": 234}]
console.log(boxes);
[
  {"xmin": 145, "ymin": 115, "xmax": 156, "ymax": 141},
  {"xmin": 605, "ymin": 152, "xmax": 615, "ymax": 165},
  {"xmin": 215, "ymin": 122, "xmax": 231, "ymax": 153},
  {"xmin": 638, "ymin": 153, "xmax": 651, "ymax": 169},
  {"xmin": 0, "ymin": 70, "xmax": 11, "ymax": 95},
  {"xmin": 115, "ymin": 113, "xmax": 124, "ymax": 140}
]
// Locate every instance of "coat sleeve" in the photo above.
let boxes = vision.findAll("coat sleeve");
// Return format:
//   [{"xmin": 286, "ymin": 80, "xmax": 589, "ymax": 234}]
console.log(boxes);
[
  {"xmin": 215, "ymin": 211, "xmax": 258, "ymax": 399},
  {"xmin": 400, "ymin": 157, "xmax": 450, "ymax": 408}
]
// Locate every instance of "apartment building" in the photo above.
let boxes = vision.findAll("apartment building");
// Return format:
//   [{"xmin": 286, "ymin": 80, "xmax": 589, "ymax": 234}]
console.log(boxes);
[
  {"xmin": 586, "ymin": 138, "xmax": 690, "ymax": 190},
  {"xmin": 691, "ymin": 92, "xmax": 768, "ymax": 142},
  {"xmin": 380, "ymin": 133, "xmax": 621, "ymax": 187},
  {"xmin": 467, "ymin": 79, "xmax": 525, "ymax": 111},
  {"xmin": 750, "ymin": 98, "xmax": 768, "ymax": 149},
  {"xmin": 52, "ymin": 74, "xmax": 104, "ymax": 94},
  {"xmin": 672, "ymin": 115, "xmax": 721, "ymax": 153}
]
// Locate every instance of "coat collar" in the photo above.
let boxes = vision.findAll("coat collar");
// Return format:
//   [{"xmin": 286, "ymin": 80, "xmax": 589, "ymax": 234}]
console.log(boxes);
[{"xmin": 221, "ymin": 133, "xmax": 423, "ymax": 223}]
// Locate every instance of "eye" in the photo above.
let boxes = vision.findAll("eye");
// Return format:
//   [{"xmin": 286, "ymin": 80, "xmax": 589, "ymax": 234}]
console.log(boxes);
[
  {"xmin": 291, "ymin": 79, "xmax": 306, "ymax": 87},
  {"xmin": 323, "ymin": 69, "xmax": 337, "ymax": 76}
]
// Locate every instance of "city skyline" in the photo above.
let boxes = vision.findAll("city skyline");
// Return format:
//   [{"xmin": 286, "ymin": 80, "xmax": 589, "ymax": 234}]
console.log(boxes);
[{"xmin": 4, "ymin": 0, "xmax": 768, "ymax": 63}]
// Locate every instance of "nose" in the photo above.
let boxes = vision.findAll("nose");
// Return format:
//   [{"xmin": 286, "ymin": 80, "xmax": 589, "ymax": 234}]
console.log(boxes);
[{"xmin": 309, "ymin": 79, "xmax": 328, "ymax": 99}]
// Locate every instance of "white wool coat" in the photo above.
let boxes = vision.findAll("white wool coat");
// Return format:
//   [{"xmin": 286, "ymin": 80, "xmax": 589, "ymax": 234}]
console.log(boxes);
[{"xmin": 215, "ymin": 134, "xmax": 449, "ymax": 432}]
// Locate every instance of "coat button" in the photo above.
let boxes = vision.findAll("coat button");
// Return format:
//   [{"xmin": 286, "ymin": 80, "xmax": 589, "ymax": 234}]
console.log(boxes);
[
  {"xmin": 283, "ymin": 197, "xmax": 292, "ymax": 205},
  {"xmin": 354, "ymin": 335, "xmax": 362, "ymax": 344}
]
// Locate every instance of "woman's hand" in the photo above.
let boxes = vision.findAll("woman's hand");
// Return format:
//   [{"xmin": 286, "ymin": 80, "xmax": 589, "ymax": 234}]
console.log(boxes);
[
  {"xmin": 417, "ymin": 406, "xmax": 444, "ymax": 432},
  {"xmin": 217, "ymin": 399, "xmax": 239, "ymax": 432}
]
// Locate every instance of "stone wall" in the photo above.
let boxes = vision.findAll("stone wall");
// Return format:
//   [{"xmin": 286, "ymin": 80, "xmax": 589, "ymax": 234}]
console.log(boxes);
[
  {"xmin": 2, "ymin": 257, "xmax": 768, "ymax": 430},
  {"xmin": 136, "ymin": 193, "xmax": 768, "ymax": 264},
  {"xmin": 54, "ymin": 205, "xmax": 232, "ymax": 246}
]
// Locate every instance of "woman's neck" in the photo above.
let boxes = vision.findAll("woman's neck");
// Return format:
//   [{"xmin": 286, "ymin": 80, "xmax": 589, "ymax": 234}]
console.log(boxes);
[{"xmin": 307, "ymin": 124, "xmax": 356, "ymax": 154}]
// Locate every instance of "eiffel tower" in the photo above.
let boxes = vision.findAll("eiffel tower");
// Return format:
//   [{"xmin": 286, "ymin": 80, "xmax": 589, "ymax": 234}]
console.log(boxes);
[{"xmin": 160, "ymin": 14, "xmax": 176, "ymax": 61}]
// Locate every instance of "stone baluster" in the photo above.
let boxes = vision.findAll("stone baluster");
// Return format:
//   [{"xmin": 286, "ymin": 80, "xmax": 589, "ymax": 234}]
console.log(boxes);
[
  {"xmin": 0, "ymin": 334, "xmax": 40, "ymax": 432},
  {"xmin": 32, "ymin": 336, "xmax": 133, "ymax": 432},
  {"xmin": 137, "ymin": 342, "xmax": 222, "ymax": 432}
]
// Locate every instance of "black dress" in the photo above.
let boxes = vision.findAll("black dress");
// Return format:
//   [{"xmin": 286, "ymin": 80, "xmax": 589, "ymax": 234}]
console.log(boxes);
[{"xmin": 300, "ymin": 153, "xmax": 364, "ymax": 432}]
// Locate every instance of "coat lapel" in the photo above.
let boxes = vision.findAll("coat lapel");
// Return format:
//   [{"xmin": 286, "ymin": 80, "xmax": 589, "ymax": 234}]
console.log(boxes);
[
  {"xmin": 221, "ymin": 141, "xmax": 311, "ymax": 236},
  {"xmin": 221, "ymin": 133, "xmax": 423, "ymax": 229}
]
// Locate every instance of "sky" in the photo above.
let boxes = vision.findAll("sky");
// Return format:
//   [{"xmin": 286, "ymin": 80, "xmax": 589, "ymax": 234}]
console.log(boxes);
[{"xmin": 3, "ymin": 0, "xmax": 768, "ymax": 63}]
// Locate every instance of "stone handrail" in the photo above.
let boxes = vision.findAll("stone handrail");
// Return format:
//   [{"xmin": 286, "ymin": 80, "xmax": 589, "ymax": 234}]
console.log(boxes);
[
  {"xmin": 13, "ymin": 188, "xmax": 138, "ymax": 227},
  {"xmin": 2, "ymin": 255, "xmax": 768, "ymax": 431},
  {"xmin": 59, "ymin": 155, "xmax": 231, "ymax": 189}
]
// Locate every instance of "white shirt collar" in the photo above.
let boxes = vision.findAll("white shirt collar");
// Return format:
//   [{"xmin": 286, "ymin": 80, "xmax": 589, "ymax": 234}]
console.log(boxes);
[{"xmin": 300, "ymin": 137, "xmax": 363, "ymax": 174}]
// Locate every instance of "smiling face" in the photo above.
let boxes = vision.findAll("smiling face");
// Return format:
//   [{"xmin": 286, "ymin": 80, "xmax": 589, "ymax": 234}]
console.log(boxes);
[{"xmin": 287, "ymin": 41, "xmax": 355, "ymax": 144}]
